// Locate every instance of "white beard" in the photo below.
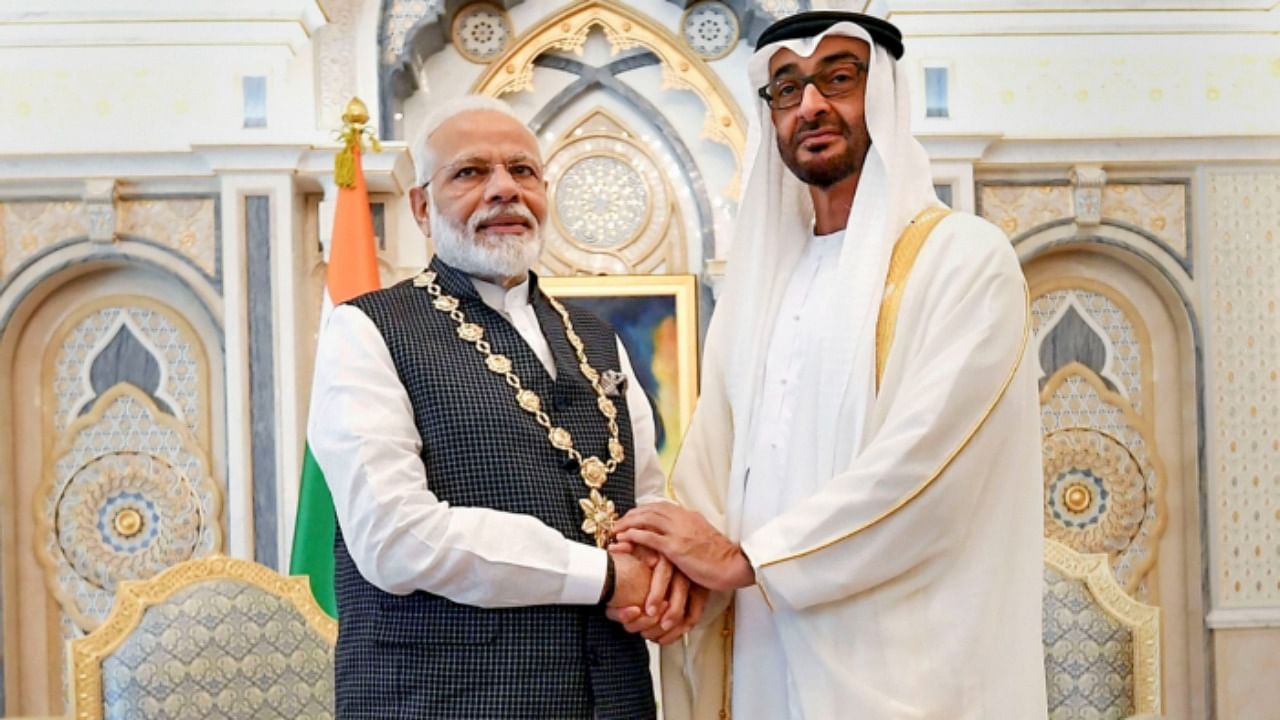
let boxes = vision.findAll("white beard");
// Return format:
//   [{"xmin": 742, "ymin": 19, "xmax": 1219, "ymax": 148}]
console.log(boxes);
[{"xmin": 430, "ymin": 195, "xmax": 544, "ymax": 284}]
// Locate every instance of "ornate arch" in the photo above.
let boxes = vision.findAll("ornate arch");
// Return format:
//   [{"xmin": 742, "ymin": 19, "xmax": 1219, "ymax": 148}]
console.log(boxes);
[
  {"xmin": 471, "ymin": 0, "xmax": 746, "ymax": 175},
  {"xmin": 1018, "ymin": 233, "xmax": 1208, "ymax": 707},
  {"xmin": 35, "ymin": 293, "xmax": 222, "ymax": 632},
  {"xmin": 379, "ymin": 0, "xmax": 798, "ymax": 139},
  {"xmin": 1025, "ymin": 245, "xmax": 1191, "ymax": 595},
  {"xmin": 0, "ymin": 241, "xmax": 223, "ymax": 336}
]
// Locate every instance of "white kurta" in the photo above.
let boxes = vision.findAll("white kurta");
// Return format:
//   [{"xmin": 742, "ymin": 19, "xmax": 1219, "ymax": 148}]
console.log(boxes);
[
  {"xmin": 307, "ymin": 274, "xmax": 667, "ymax": 607},
  {"xmin": 662, "ymin": 213, "xmax": 1047, "ymax": 720}
]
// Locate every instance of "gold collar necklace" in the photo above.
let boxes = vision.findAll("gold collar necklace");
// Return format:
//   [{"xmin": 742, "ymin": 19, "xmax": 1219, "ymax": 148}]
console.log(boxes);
[{"xmin": 414, "ymin": 269, "xmax": 623, "ymax": 547}]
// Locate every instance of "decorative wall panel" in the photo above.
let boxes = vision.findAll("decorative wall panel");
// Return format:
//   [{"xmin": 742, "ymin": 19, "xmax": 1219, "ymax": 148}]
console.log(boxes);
[
  {"xmin": 1102, "ymin": 183, "xmax": 1189, "ymax": 261},
  {"xmin": 1044, "ymin": 564, "xmax": 1137, "ymax": 718},
  {"xmin": 681, "ymin": 2, "xmax": 740, "ymax": 61},
  {"xmin": 317, "ymin": 0, "xmax": 362, "ymax": 132},
  {"xmin": 381, "ymin": 0, "xmax": 439, "ymax": 64},
  {"xmin": 451, "ymin": 3, "xmax": 512, "ymax": 64},
  {"xmin": 0, "ymin": 198, "xmax": 218, "ymax": 283},
  {"xmin": 471, "ymin": 1, "xmax": 746, "ymax": 171},
  {"xmin": 117, "ymin": 199, "xmax": 217, "ymax": 277},
  {"xmin": 0, "ymin": 201, "xmax": 87, "ymax": 278},
  {"xmin": 36, "ymin": 298, "xmax": 220, "ymax": 632},
  {"xmin": 539, "ymin": 110, "xmax": 686, "ymax": 276},
  {"xmin": 1207, "ymin": 170, "xmax": 1280, "ymax": 607},
  {"xmin": 51, "ymin": 303, "xmax": 206, "ymax": 440},
  {"xmin": 1033, "ymin": 282, "xmax": 1164, "ymax": 597},
  {"xmin": 1033, "ymin": 288, "xmax": 1148, "ymax": 415},
  {"xmin": 979, "ymin": 184, "xmax": 1073, "ymax": 238},
  {"xmin": 980, "ymin": 180, "xmax": 1190, "ymax": 269},
  {"xmin": 37, "ymin": 388, "xmax": 221, "ymax": 631}
]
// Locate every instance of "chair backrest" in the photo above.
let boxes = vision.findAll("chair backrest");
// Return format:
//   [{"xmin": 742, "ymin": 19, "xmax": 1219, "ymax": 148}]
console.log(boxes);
[
  {"xmin": 1043, "ymin": 538, "xmax": 1161, "ymax": 719},
  {"xmin": 69, "ymin": 555, "xmax": 337, "ymax": 720}
]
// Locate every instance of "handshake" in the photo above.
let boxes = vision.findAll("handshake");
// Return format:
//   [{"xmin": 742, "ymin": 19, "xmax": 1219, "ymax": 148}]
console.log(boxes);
[{"xmin": 601, "ymin": 503, "xmax": 757, "ymax": 645}]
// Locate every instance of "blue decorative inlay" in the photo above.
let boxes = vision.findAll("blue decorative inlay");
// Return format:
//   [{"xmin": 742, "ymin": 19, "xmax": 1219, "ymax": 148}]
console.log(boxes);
[
  {"xmin": 1048, "ymin": 467, "xmax": 1108, "ymax": 529},
  {"xmin": 97, "ymin": 490, "xmax": 161, "ymax": 554}
]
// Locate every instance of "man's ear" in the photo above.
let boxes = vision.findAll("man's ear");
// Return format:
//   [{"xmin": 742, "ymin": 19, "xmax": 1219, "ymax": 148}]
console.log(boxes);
[{"xmin": 409, "ymin": 186, "xmax": 431, "ymax": 233}]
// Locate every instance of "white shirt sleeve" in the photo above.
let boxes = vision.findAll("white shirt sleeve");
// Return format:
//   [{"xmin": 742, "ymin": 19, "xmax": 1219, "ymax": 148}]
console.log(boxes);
[
  {"xmin": 306, "ymin": 304, "xmax": 607, "ymax": 607},
  {"xmin": 618, "ymin": 339, "xmax": 670, "ymax": 506}
]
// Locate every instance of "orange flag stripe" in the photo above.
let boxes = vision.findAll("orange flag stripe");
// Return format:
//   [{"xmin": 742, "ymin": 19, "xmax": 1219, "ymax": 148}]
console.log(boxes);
[{"xmin": 326, "ymin": 146, "xmax": 382, "ymax": 305}]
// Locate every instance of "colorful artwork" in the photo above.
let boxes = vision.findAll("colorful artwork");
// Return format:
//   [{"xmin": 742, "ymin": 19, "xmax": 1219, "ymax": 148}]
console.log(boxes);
[{"xmin": 540, "ymin": 275, "xmax": 699, "ymax": 475}]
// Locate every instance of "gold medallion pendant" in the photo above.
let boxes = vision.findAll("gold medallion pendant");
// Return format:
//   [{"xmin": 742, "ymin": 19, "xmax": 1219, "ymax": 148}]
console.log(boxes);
[{"xmin": 416, "ymin": 270, "xmax": 625, "ymax": 546}]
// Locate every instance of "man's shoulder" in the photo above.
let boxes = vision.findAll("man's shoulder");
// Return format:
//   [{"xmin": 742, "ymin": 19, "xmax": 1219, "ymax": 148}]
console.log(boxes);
[
  {"xmin": 351, "ymin": 279, "xmax": 415, "ymax": 301},
  {"xmin": 343, "ymin": 280, "xmax": 437, "ymax": 333},
  {"xmin": 931, "ymin": 210, "xmax": 1009, "ymax": 252},
  {"xmin": 927, "ymin": 210, "xmax": 1020, "ymax": 276},
  {"xmin": 346, "ymin": 279, "xmax": 418, "ymax": 311}
]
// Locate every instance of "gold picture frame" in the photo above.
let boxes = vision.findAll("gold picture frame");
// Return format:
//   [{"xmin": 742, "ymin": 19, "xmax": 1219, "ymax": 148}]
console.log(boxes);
[{"xmin": 539, "ymin": 274, "xmax": 700, "ymax": 477}]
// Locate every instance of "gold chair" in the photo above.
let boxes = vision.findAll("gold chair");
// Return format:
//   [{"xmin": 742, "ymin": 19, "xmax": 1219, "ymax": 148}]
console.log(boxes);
[
  {"xmin": 1043, "ymin": 538, "xmax": 1161, "ymax": 719},
  {"xmin": 68, "ymin": 555, "xmax": 337, "ymax": 720}
]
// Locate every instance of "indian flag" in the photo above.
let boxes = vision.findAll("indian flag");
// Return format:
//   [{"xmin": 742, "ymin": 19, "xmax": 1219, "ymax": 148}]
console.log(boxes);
[{"xmin": 290, "ymin": 140, "xmax": 381, "ymax": 617}]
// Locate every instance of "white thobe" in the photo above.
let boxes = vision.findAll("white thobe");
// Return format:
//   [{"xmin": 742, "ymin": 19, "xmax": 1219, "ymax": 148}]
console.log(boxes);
[
  {"xmin": 734, "ymin": 229, "xmax": 844, "ymax": 720},
  {"xmin": 661, "ymin": 213, "xmax": 1046, "ymax": 719},
  {"xmin": 307, "ymin": 274, "xmax": 667, "ymax": 607}
]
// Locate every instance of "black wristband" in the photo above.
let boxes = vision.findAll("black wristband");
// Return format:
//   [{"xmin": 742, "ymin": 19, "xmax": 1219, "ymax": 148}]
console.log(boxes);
[{"xmin": 599, "ymin": 553, "xmax": 617, "ymax": 605}]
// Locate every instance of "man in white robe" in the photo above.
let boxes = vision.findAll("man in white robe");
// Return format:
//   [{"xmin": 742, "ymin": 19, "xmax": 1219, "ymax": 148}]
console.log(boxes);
[{"xmin": 612, "ymin": 11, "xmax": 1048, "ymax": 719}]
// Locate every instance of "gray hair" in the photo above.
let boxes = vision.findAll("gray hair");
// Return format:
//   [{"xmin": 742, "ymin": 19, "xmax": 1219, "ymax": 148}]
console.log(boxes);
[{"xmin": 410, "ymin": 95, "xmax": 541, "ymax": 187}]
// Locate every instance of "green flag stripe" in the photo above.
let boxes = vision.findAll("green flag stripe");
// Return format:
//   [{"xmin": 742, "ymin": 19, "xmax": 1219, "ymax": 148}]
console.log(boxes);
[{"xmin": 290, "ymin": 444, "xmax": 337, "ymax": 617}]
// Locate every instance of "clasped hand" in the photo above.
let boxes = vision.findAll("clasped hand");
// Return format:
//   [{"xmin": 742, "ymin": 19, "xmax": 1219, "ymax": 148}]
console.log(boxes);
[
  {"xmin": 605, "ymin": 544, "xmax": 706, "ymax": 645},
  {"xmin": 605, "ymin": 504, "xmax": 756, "ymax": 644}
]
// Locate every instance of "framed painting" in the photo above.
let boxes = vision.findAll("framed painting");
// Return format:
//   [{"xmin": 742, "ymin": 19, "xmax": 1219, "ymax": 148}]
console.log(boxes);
[{"xmin": 539, "ymin": 274, "xmax": 700, "ymax": 475}]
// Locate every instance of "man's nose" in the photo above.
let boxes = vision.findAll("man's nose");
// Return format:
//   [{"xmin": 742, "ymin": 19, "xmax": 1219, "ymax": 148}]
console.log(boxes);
[
  {"xmin": 484, "ymin": 163, "xmax": 520, "ymax": 203},
  {"xmin": 796, "ymin": 83, "xmax": 832, "ymax": 123}
]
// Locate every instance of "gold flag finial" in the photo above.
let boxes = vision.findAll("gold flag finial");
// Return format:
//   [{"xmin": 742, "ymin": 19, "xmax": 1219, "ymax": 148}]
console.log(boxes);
[
  {"xmin": 342, "ymin": 97, "xmax": 370, "ymax": 127},
  {"xmin": 335, "ymin": 96, "xmax": 381, "ymax": 188}
]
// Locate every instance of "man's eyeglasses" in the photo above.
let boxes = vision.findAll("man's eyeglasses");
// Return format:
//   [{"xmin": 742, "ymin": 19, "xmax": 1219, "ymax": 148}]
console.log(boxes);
[
  {"xmin": 423, "ymin": 157, "xmax": 543, "ymax": 190},
  {"xmin": 757, "ymin": 60, "xmax": 869, "ymax": 110}
]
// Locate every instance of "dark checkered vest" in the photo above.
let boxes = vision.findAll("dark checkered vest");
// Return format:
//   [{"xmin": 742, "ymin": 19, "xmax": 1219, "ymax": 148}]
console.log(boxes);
[{"xmin": 333, "ymin": 258, "xmax": 655, "ymax": 719}]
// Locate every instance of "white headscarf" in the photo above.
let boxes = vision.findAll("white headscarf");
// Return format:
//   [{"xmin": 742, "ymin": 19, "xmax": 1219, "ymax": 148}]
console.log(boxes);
[{"xmin": 713, "ymin": 21, "xmax": 941, "ymax": 535}]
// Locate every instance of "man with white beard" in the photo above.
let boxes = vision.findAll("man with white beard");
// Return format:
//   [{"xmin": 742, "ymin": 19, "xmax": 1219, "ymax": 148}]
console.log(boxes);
[{"xmin": 307, "ymin": 96, "xmax": 698, "ymax": 719}]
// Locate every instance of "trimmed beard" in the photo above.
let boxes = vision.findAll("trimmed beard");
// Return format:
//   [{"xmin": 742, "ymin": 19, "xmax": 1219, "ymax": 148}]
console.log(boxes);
[
  {"xmin": 429, "ymin": 194, "xmax": 544, "ymax": 284},
  {"xmin": 777, "ymin": 113, "xmax": 869, "ymax": 189}
]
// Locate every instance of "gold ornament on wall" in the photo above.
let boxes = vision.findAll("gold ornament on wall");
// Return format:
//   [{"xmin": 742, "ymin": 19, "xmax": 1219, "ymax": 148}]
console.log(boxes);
[
  {"xmin": 451, "ymin": 2, "xmax": 514, "ymax": 64},
  {"xmin": 538, "ymin": 108, "xmax": 686, "ymax": 276},
  {"xmin": 1042, "ymin": 425, "xmax": 1148, "ymax": 557},
  {"xmin": 35, "ymin": 386, "xmax": 222, "ymax": 631},
  {"xmin": 681, "ymin": 1, "xmax": 740, "ymax": 61}
]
